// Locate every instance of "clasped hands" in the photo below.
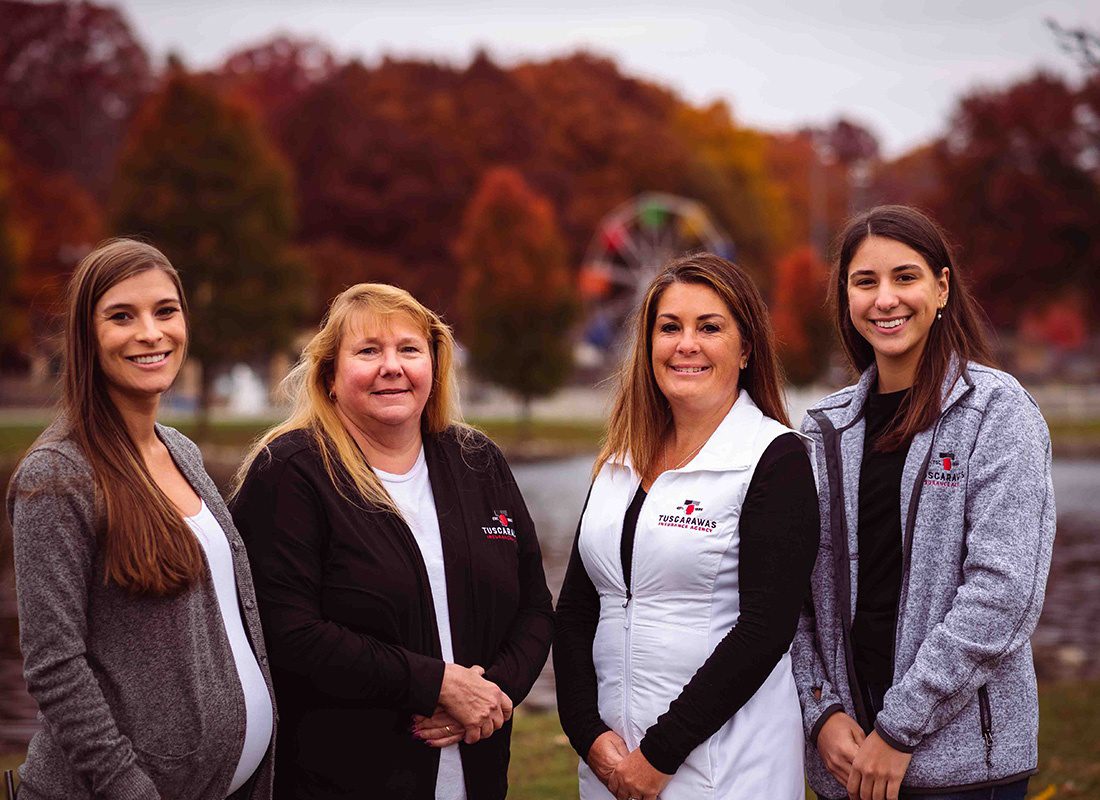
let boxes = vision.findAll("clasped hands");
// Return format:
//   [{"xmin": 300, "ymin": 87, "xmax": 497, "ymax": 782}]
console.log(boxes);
[
  {"xmin": 817, "ymin": 712, "xmax": 913, "ymax": 800},
  {"xmin": 412, "ymin": 663, "xmax": 513, "ymax": 747},
  {"xmin": 587, "ymin": 730, "xmax": 671, "ymax": 800}
]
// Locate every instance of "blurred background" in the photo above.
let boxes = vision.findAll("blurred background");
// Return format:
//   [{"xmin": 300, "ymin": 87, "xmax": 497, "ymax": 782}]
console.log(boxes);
[{"xmin": 1, "ymin": 1, "xmax": 1098, "ymax": 796}]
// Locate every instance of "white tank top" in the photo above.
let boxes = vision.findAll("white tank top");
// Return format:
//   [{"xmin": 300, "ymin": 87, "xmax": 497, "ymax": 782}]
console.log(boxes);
[{"xmin": 185, "ymin": 501, "xmax": 274, "ymax": 796}]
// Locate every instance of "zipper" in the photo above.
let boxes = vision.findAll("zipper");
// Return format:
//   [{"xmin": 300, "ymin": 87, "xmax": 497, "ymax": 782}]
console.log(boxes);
[
  {"xmin": 621, "ymin": 481, "xmax": 643, "ymax": 744},
  {"xmin": 978, "ymin": 685, "xmax": 993, "ymax": 770}
]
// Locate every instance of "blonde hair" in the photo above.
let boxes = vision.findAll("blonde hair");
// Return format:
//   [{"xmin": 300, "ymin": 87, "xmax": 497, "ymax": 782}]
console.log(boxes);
[
  {"xmin": 232, "ymin": 283, "xmax": 466, "ymax": 512},
  {"xmin": 594, "ymin": 253, "xmax": 790, "ymax": 479}
]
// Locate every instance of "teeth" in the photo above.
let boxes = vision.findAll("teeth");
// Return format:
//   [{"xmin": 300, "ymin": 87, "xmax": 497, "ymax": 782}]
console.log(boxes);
[
  {"xmin": 673, "ymin": 366, "xmax": 707, "ymax": 373},
  {"xmin": 874, "ymin": 318, "xmax": 907, "ymax": 329},
  {"xmin": 131, "ymin": 353, "xmax": 167, "ymax": 364}
]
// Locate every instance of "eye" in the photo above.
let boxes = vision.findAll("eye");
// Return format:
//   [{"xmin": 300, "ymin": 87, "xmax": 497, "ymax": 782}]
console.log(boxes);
[
  {"xmin": 109, "ymin": 311, "xmax": 132, "ymax": 322},
  {"xmin": 896, "ymin": 272, "xmax": 917, "ymax": 283},
  {"xmin": 701, "ymin": 323, "xmax": 720, "ymax": 334},
  {"xmin": 357, "ymin": 346, "xmax": 379, "ymax": 356},
  {"xmin": 659, "ymin": 322, "xmax": 680, "ymax": 333},
  {"xmin": 156, "ymin": 306, "xmax": 180, "ymax": 317},
  {"xmin": 401, "ymin": 345, "xmax": 423, "ymax": 354}
]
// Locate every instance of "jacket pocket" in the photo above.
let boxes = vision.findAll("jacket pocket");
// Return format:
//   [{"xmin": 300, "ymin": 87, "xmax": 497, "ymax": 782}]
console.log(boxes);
[{"xmin": 977, "ymin": 684, "xmax": 993, "ymax": 770}]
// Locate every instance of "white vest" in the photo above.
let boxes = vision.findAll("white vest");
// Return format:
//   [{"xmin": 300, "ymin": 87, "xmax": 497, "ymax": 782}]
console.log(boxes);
[{"xmin": 577, "ymin": 391, "xmax": 806, "ymax": 800}]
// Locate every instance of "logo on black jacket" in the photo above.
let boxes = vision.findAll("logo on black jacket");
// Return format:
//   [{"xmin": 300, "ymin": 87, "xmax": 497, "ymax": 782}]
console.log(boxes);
[{"xmin": 482, "ymin": 509, "xmax": 517, "ymax": 541}]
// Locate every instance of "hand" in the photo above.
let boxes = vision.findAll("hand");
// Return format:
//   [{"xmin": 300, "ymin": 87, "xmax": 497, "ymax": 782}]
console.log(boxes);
[
  {"xmin": 586, "ymin": 730, "xmax": 629, "ymax": 787},
  {"xmin": 816, "ymin": 711, "xmax": 866, "ymax": 786},
  {"xmin": 847, "ymin": 730, "xmax": 912, "ymax": 800},
  {"xmin": 437, "ymin": 664, "xmax": 513, "ymax": 744},
  {"xmin": 412, "ymin": 707, "xmax": 464, "ymax": 748},
  {"xmin": 607, "ymin": 747, "xmax": 672, "ymax": 800}
]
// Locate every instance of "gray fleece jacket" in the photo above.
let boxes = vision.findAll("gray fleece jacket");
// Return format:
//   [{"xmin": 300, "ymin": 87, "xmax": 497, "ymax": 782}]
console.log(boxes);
[
  {"xmin": 6, "ymin": 423, "xmax": 276, "ymax": 800},
  {"xmin": 791, "ymin": 360, "xmax": 1055, "ymax": 796}
]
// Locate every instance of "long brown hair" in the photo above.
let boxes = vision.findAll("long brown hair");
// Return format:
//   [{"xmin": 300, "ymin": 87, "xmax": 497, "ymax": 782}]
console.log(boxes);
[
  {"xmin": 594, "ymin": 253, "xmax": 790, "ymax": 478},
  {"xmin": 59, "ymin": 238, "xmax": 204, "ymax": 595},
  {"xmin": 832, "ymin": 205, "xmax": 995, "ymax": 450},
  {"xmin": 231, "ymin": 283, "xmax": 466, "ymax": 512}
]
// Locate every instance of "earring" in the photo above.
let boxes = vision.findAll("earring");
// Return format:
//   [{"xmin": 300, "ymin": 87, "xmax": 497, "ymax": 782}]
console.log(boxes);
[
  {"xmin": 937, "ymin": 302, "xmax": 945, "ymax": 320},
  {"xmin": 740, "ymin": 358, "xmax": 748, "ymax": 369},
  {"xmin": 328, "ymin": 389, "xmax": 337, "ymax": 402}
]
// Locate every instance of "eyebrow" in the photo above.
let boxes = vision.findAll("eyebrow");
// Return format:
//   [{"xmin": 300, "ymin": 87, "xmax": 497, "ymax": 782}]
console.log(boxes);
[
  {"xmin": 99, "ymin": 298, "xmax": 179, "ymax": 314},
  {"xmin": 848, "ymin": 263, "xmax": 923, "ymax": 279},
  {"xmin": 656, "ymin": 312, "xmax": 727, "ymax": 321}
]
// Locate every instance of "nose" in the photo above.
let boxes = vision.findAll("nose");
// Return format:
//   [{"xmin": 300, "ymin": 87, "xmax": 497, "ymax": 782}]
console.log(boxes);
[
  {"xmin": 136, "ymin": 313, "xmax": 164, "ymax": 344},
  {"xmin": 676, "ymin": 328, "xmax": 700, "ymax": 354},
  {"xmin": 379, "ymin": 347, "xmax": 403, "ymax": 376},
  {"xmin": 874, "ymin": 284, "xmax": 900, "ymax": 311}
]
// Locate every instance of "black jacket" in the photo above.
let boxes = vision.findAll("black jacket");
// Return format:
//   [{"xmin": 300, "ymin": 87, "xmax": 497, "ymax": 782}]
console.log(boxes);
[{"xmin": 231, "ymin": 427, "xmax": 554, "ymax": 800}]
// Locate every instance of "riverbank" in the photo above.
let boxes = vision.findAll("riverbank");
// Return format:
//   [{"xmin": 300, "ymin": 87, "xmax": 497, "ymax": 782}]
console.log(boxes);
[{"xmin": 2, "ymin": 681, "xmax": 1097, "ymax": 798}]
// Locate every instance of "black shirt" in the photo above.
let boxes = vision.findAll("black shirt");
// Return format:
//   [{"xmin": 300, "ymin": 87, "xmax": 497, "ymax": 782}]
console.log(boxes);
[
  {"xmin": 554, "ymin": 432, "xmax": 819, "ymax": 774},
  {"xmin": 851, "ymin": 389, "xmax": 910, "ymax": 690}
]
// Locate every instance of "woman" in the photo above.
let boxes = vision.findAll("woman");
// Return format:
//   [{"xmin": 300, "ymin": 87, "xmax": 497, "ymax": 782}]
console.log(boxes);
[
  {"xmin": 229, "ymin": 283, "xmax": 554, "ymax": 800},
  {"xmin": 6, "ymin": 239, "xmax": 276, "ymax": 800},
  {"xmin": 554, "ymin": 254, "xmax": 819, "ymax": 800},
  {"xmin": 792, "ymin": 205, "xmax": 1056, "ymax": 800}
]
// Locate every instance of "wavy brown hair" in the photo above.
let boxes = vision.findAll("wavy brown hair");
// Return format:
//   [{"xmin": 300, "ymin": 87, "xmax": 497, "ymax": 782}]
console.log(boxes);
[
  {"xmin": 832, "ymin": 205, "xmax": 995, "ymax": 450},
  {"xmin": 231, "ymin": 283, "xmax": 467, "ymax": 513},
  {"xmin": 594, "ymin": 253, "xmax": 790, "ymax": 478},
  {"xmin": 58, "ymin": 238, "xmax": 204, "ymax": 595}
]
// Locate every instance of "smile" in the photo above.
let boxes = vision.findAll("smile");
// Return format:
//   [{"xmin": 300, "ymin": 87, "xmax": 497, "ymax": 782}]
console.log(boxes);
[
  {"xmin": 872, "ymin": 316, "xmax": 910, "ymax": 330},
  {"xmin": 126, "ymin": 352, "xmax": 169, "ymax": 364},
  {"xmin": 372, "ymin": 389, "xmax": 409, "ymax": 395},
  {"xmin": 671, "ymin": 365, "xmax": 709, "ymax": 373}
]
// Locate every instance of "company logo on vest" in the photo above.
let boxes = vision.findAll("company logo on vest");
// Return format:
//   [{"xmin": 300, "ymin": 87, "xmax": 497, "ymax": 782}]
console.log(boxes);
[{"xmin": 656, "ymin": 498, "xmax": 718, "ymax": 532}]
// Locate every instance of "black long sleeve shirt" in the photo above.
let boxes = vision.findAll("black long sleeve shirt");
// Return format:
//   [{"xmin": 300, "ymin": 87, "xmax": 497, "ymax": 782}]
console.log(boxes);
[{"xmin": 554, "ymin": 432, "xmax": 819, "ymax": 774}]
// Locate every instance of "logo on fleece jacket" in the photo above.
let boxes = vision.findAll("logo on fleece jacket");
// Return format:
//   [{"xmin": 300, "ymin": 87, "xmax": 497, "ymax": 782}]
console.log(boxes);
[
  {"xmin": 656, "ymin": 499, "xmax": 718, "ymax": 532},
  {"xmin": 925, "ymin": 451, "xmax": 964, "ymax": 487},
  {"xmin": 482, "ymin": 510, "xmax": 517, "ymax": 540}
]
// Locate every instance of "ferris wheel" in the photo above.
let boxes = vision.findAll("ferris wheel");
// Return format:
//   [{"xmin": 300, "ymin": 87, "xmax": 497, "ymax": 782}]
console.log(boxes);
[{"xmin": 578, "ymin": 192, "xmax": 734, "ymax": 353}]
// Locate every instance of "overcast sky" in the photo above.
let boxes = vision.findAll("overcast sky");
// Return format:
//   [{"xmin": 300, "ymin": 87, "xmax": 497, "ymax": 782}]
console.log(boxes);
[{"xmin": 116, "ymin": 0, "xmax": 1098, "ymax": 158}]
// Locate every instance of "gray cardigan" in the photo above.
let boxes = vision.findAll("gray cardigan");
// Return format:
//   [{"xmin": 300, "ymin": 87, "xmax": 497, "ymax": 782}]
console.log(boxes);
[
  {"xmin": 6, "ymin": 423, "xmax": 276, "ymax": 800},
  {"xmin": 792, "ymin": 360, "xmax": 1055, "ymax": 796}
]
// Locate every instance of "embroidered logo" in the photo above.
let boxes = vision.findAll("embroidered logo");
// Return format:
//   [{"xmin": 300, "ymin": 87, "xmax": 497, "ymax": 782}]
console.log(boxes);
[
  {"xmin": 482, "ymin": 509, "xmax": 517, "ymax": 540},
  {"xmin": 657, "ymin": 498, "xmax": 718, "ymax": 532},
  {"xmin": 925, "ymin": 450, "xmax": 964, "ymax": 488},
  {"xmin": 677, "ymin": 499, "xmax": 702, "ymax": 516}
]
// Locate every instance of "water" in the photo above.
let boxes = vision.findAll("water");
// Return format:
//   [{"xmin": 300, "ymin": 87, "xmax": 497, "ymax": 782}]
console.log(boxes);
[{"xmin": 1, "ymin": 456, "xmax": 1096, "ymax": 751}]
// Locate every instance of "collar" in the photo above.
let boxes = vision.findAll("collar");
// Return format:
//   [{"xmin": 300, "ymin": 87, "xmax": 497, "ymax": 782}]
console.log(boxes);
[
  {"xmin": 616, "ymin": 389, "xmax": 770, "ymax": 475},
  {"xmin": 813, "ymin": 354, "xmax": 973, "ymax": 431}
]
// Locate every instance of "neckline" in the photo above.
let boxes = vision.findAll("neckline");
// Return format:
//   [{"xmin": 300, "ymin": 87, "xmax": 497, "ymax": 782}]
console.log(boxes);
[
  {"xmin": 372, "ymin": 446, "xmax": 426, "ymax": 483},
  {"xmin": 183, "ymin": 498, "xmax": 208, "ymax": 522}
]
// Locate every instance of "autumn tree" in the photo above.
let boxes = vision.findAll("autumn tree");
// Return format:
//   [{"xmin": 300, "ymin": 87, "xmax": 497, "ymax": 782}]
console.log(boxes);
[
  {"xmin": 112, "ymin": 67, "xmax": 305, "ymax": 421},
  {"xmin": 931, "ymin": 71, "xmax": 1100, "ymax": 327},
  {"xmin": 0, "ymin": 139, "xmax": 24, "ymax": 367},
  {"xmin": 0, "ymin": 0, "xmax": 152, "ymax": 197},
  {"xmin": 455, "ymin": 168, "xmax": 578, "ymax": 426},
  {"xmin": 771, "ymin": 245, "xmax": 833, "ymax": 385}
]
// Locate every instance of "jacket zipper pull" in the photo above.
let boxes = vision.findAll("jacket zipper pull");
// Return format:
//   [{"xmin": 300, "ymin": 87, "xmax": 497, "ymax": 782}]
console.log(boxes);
[{"xmin": 622, "ymin": 589, "xmax": 632, "ymax": 627}]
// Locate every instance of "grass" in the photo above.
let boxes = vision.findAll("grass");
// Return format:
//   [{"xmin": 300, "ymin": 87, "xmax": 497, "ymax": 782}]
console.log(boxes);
[
  {"xmin": 509, "ymin": 681, "xmax": 1100, "ymax": 800},
  {"xmin": 0, "ymin": 683, "xmax": 1095, "ymax": 798},
  {"xmin": 0, "ymin": 417, "xmax": 604, "ymax": 465}
]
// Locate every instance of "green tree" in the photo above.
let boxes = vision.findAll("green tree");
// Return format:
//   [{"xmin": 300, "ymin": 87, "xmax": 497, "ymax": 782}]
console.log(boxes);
[
  {"xmin": 112, "ymin": 66, "xmax": 305, "ymax": 424},
  {"xmin": 455, "ymin": 167, "xmax": 578, "ymax": 429}
]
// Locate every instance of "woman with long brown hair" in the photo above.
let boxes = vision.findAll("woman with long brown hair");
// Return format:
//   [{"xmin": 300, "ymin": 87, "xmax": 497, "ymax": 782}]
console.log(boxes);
[
  {"xmin": 554, "ymin": 253, "xmax": 819, "ymax": 800},
  {"xmin": 792, "ymin": 205, "xmax": 1055, "ymax": 800},
  {"xmin": 6, "ymin": 239, "xmax": 275, "ymax": 800}
]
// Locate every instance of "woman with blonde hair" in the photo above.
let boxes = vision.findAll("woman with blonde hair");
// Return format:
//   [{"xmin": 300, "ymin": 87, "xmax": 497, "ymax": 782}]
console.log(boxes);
[
  {"xmin": 554, "ymin": 253, "xmax": 819, "ymax": 800},
  {"xmin": 230, "ymin": 283, "xmax": 553, "ymax": 800},
  {"xmin": 7, "ymin": 239, "xmax": 275, "ymax": 799}
]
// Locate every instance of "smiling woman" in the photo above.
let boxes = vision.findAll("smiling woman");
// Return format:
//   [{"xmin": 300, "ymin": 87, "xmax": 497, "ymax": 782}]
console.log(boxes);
[
  {"xmin": 229, "ymin": 283, "xmax": 553, "ymax": 800},
  {"xmin": 555, "ymin": 253, "xmax": 819, "ymax": 800},
  {"xmin": 5, "ymin": 239, "xmax": 276, "ymax": 800}
]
